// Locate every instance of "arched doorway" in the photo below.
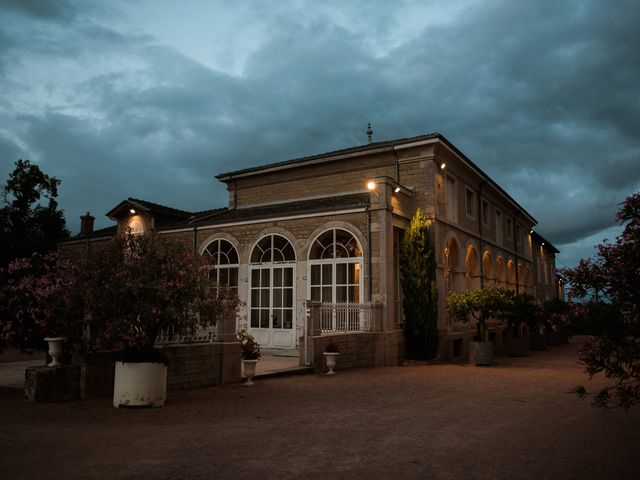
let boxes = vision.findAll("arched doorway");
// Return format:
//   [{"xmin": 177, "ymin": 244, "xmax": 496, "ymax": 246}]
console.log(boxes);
[
  {"xmin": 248, "ymin": 234, "xmax": 296, "ymax": 348},
  {"xmin": 465, "ymin": 245, "xmax": 481, "ymax": 290}
]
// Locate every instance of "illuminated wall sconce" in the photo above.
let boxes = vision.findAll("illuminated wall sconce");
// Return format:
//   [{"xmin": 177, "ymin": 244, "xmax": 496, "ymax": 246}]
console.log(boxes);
[
  {"xmin": 440, "ymin": 163, "xmax": 446, "ymax": 169},
  {"xmin": 129, "ymin": 208, "xmax": 136, "ymax": 214},
  {"xmin": 541, "ymin": 242, "xmax": 545, "ymax": 246},
  {"xmin": 529, "ymin": 229, "xmax": 534, "ymax": 234},
  {"xmin": 367, "ymin": 181, "xmax": 376, "ymax": 191},
  {"xmin": 394, "ymin": 186, "xmax": 401, "ymax": 193}
]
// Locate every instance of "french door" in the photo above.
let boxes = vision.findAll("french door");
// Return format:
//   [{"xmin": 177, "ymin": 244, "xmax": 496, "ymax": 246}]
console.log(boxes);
[{"xmin": 249, "ymin": 265, "xmax": 295, "ymax": 348}]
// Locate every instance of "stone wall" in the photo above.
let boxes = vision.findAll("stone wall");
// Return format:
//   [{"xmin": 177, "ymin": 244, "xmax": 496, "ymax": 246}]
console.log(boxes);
[
  {"xmin": 25, "ymin": 365, "xmax": 81, "ymax": 402},
  {"xmin": 65, "ymin": 343, "xmax": 242, "ymax": 401}
]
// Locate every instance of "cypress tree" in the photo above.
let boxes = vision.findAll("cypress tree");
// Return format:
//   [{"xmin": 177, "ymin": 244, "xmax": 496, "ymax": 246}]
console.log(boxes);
[{"xmin": 400, "ymin": 209, "xmax": 438, "ymax": 359}]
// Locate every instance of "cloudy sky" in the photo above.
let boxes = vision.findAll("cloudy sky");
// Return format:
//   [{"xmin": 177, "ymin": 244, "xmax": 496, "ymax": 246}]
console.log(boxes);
[{"xmin": 1, "ymin": 0, "xmax": 638, "ymax": 268}]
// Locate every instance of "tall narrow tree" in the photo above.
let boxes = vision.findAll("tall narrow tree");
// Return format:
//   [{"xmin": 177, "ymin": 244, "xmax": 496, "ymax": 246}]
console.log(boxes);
[
  {"xmin": 0, "ymin": 160, "xmax": 69, "ymax": 267},
  {"xmin": 400, "ymin": 209, "xmax": 438, "ymax": 359}
]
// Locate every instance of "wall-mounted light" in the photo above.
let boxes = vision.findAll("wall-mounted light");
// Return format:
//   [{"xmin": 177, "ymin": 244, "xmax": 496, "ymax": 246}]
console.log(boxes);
[
  {"xmin": 529, "ymin": 229, "xmax": 534, "ymax": 234},
  {"xmin": 440, "ymin": 163, "xmax": 446, "ymax": 169},
  {"xmin": 367, "ymin": 181, "xmax": 376, "ymax": 191},
  {"xmin": 129, "ymin": 208, "xmax": 136, "ymax": 214},
  {"xmin": 541, "ymin": 242, "xmax": 545, "ymax": 246},
  {"xmin": 394, "ymin": 186, "xmax": 401, "ymax": 193}
]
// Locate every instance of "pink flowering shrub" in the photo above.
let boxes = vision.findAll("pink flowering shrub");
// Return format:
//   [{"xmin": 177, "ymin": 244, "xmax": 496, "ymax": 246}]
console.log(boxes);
[
  {"xmin": 562, "ymin": 191, "xmax": 640, "ymax": 409},
  {"xmin": 83, "ymin": 233, "xmax": 239, "ymax": 356},
  {"xmin": 237, "ymin": 325, "xmax": 260, "ymax": 360},
  {"xmin": 0, "ymin": 252, "xmax": 83, "ymax": 353}
]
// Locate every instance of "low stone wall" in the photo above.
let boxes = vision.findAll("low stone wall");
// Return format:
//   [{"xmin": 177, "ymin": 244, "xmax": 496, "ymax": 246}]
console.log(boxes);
[
  {"xmin": 50, "ymin": 342, "xmax": 244, "ymax": 401},
  {"xmin": 25, "ymin": 365, "xmax": 81, "ymax": 402},
  {"xmin": 161, "ymin": 342, "xmax": 241, "ymax": 389},
  {"xmin": 306, "ymin": 331, "xmax": 403, "ymax": 374}
]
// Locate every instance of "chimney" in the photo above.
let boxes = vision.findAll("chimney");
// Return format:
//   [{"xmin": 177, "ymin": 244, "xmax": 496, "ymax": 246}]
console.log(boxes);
[
  {"xmin": 366, "ymin": 123, "xmax": 373, "ymax": 144},
  {"xmin": 80, "ymin": 212, "xmax": 95, "ymax": 235}
]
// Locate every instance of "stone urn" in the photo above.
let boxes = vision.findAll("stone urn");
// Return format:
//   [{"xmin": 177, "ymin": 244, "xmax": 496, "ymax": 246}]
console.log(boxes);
[
  {"xmin": 242, "ymin": 359, "xmax": 259, "ymax": 386},
  {"xmin": 44, "ymin": 337, "xmax": 66, "ymax": 367},
  {"xmin": 323, "ymin": 352, "xmax": 339, "ymax": 375}
]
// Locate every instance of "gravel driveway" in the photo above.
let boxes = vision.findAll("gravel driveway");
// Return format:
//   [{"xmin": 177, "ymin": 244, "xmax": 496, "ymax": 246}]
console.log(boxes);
[{"xmin": 1, "ymin": 343, "xmax": 638, "ymax": 480}]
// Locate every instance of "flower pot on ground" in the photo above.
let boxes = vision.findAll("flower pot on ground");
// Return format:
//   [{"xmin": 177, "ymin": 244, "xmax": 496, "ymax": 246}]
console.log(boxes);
[
  {"xmin": 506, "ymin": 334, "xmax": 529, "ymax": 357},
  {"xmin": 113, "ymin": 351, "xmax": 168, "ymax": 408},
  {"xmin": 502, "ymin": 292, "xmax": 538, "ymax": 357},
  {"xmin": 323, "ymin": 340, "xmax": 340, "ymax": 375},
  {"xmin": 469, "ymin": 341, "xmax": 494, "ymax": 365},
  {"xmin": 238, "ymin": 326, "xmax": 260, "ymax": 386},
  {"xmin": 446, "ymin": 287, "xmax": 508, "ymax": 366},
  {"xmin": 547, "ymin": 330, "xmax": 561, "ymax": 346},
  {"xmin": 242, "ymin": 359, "xmax": 258, "ymax": 386},
  {"xmin": 530, "ymin": 333, "xmax": 547, "ymax": 350}
]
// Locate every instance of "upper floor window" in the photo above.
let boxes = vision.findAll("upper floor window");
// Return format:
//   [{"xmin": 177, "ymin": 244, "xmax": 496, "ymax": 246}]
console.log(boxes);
[
  {"xmin": 516, "ymin": 224, "xmax": 522, "ymax": 244},
  {"xmin": 465, "ymin": 187, "xmax": 475, "ymax": 218},
  {"xmin": 202, "ymin": 238, "xmax": 239, "ymax": 295},
  {"xmin": 482, "ymin": 200, "xmax": 489, "ymax": 225},
  {"xmin": 506, "ymin": 217, "xmax": 513, "ymax": 240},
  {"xmin": 495, "ymin": 209, "xmax": 503, "ymax": 244},
  {"xmin": 446, "ymin": 176, "xmax": 457, "ymax": 222}
]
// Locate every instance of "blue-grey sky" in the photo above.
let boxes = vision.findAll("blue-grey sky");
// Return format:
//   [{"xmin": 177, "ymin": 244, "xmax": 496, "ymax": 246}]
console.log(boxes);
[{"xmin": 1, "ymin": 0, "xmax": 639, "ymax": 268}]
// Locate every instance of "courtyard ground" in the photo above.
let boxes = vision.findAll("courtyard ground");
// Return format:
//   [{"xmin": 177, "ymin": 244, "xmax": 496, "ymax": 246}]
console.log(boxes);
[{"xmin": 1, "ymin": 342, "xmax": 638, "ymax": 480}]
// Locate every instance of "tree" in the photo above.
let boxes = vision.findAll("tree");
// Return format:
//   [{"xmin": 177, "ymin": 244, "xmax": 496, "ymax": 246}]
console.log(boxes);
[
  {"xmin": 400, "ymin": 209, "xmax": 438, "ymax": 360},
  {"xmin": 562, "ymin": 191, "xmax": 640, "ymax": 410},
  {"xmin": 0, "ymin": 160, "xmax": 69, "ymax": 267},
  {"xmin": 446, "ymin": 286, "xmax": 508, "ymax": 341}
]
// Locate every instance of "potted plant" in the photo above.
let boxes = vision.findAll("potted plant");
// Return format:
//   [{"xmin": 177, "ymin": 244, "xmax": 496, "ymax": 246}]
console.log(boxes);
[
  {"xmin": 446, "ymin": 286, "xmax": 507, "ymax": 366},
  {"xmin": 502, "ymin": 292, "xmax": 537, "ymax": 357},
  {"xmin": 0, "ymin": 252, "xmax": 83, "ymax": 365},
  {"xmin": 323, "ymin": 340, "xmax": 340, "ymax": 375},
  {"xmin": 82, "ymin": 233, "xmax": 236, "ymax": 407},
  {"xmin": 238, "ymin": 325, "xmax": 260, "ymax": 386}
]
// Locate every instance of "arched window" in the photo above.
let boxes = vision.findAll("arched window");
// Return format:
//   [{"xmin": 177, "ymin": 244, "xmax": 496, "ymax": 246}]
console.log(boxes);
[
  {"xmin": 309, "ymin": 229, "xmax": 362, "ymax": 303},
  {"xmin": 250, "ymin": 234, "xmax": 296, "ymax": 264},
  {"xmin": 202, "ymin": 239, "xmax": 239, "ymax": 295}
]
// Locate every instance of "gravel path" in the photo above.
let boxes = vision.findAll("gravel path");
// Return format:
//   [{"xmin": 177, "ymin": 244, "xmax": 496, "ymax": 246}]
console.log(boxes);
[{"xmin": 1, "ymin": 343, "xmax": 638, "ymax": 480}]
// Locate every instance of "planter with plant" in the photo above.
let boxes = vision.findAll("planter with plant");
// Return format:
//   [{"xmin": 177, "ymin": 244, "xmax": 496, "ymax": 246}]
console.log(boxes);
[
  {"xmin": 81, "ymin": 233, "xmax": 237, "ymax": 407},
  {"xmin": 503, "ymin": 292, "xmax": 537, "ymax": 357},
  {"xmin": 323, "ymin": 340, "xmax": 340, "ymax": 375},
  {"xmin": 447, "ymin": 286, "xmax": 507, "ymax": 365},
  {"xmin": 238, "ymin": 325, "xmax": 261, "ymax": 386}
]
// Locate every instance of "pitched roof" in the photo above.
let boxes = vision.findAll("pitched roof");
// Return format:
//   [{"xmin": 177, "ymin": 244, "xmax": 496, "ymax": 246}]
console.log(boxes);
[
  {"xmin": 216, "ymin": 132, "xmax": 441, "ymax": 180},
  {"xmin": 106, "ymin": 198, "xmax": 192, "ymax": 227},
  {"xmin": 187, "ymin": 193, "xmax": 370, "ymax": 228}
]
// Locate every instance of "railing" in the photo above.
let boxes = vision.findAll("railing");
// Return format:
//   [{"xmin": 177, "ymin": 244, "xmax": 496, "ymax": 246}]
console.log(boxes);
[
  {"xmin": 155, "ymin": 323, "xmax": 217, "ymax": 345},
  {"xmin": 320, "ymin": 303, "xmax": 373, "ymax": 333}
]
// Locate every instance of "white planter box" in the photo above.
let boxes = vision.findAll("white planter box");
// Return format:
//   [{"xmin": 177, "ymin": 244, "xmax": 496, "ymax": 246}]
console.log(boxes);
[{"xmin": 113, "ymin": 361, "xmax": 168, "ymax": 408}]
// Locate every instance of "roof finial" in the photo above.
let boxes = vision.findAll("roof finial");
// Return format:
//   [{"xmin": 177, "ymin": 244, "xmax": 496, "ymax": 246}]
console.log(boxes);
[{"xmin": 366, "ymin": 122, "xmax": 373, "ymax": 144}]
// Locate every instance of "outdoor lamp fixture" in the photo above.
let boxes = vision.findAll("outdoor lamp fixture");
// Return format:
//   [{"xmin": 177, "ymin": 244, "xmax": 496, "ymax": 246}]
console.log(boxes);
[
  {"xmin": 394, "ymin": 186, "xmax": 401, "ymax": 193},
  {"xmin": 440, "ymin": 162, "xmax": 446, "ymax": 169},
  {"xmin": 529, "ymin": 229, "xmax": 534, "ymax": 234},
  {"xmin": 367, "ymin": 181, "xmax": 376, "ymax": 191},
  {"xmin": 129, "ymin": 208, "xmax": 136, "ymax": 214},
  {"xmin": 541, "ymin": 242, "xmax": 546, "ymax": 246}
]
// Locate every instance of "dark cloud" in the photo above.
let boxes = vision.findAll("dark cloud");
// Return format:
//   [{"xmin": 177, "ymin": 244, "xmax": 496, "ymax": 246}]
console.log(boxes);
[{"xmin": 0, "ymin": 0, "xmax": 638, "ymax": 267}]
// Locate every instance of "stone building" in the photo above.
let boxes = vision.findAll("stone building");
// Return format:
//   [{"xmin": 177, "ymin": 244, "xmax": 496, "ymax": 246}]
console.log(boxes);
[{"xmin": 60, "ymin": 132, "xmax": 560, "ymax": 366}]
